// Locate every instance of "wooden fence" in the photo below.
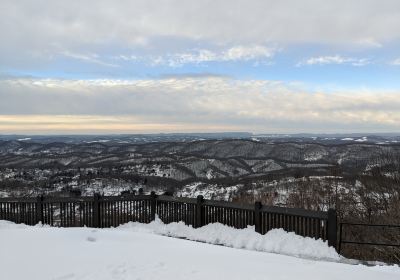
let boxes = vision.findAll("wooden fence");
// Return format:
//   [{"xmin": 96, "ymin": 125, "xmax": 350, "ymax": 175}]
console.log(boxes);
[
  {"xmin": 0, "ymin": 193, "xmax": 337, "ymax": 249},
  {"xmin": 339, "ymin": 222, "xmax": 400, "ymax": 253}
]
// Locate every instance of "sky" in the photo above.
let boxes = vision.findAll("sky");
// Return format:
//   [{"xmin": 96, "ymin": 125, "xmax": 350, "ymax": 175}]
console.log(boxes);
[{"xmin": 1, "ymin": 0, "xmax": 400, "ymax": 134}]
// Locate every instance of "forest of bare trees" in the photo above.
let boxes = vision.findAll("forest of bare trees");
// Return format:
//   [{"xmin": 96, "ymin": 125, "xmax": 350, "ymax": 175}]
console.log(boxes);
[{"xmin": 233, "ymin": 151, "xmax": 400, "ymax": 263}]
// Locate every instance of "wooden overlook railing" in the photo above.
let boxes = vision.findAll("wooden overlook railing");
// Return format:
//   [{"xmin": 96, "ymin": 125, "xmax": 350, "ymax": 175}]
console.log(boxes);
[{"xmin": 0, "ymin": 193, "xmax": 338, "ymax": 249}]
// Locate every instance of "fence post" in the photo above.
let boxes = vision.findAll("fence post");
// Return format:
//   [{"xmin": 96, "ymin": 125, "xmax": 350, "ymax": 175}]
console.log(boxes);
[
  {"xmin": 338, "ymin": 222, "xmax": 343, "ymax": 254},
  {"xmin": 150, "ymin": 191, "xmax": 157, "ymax": 221},
  {"xmin": 195, "ymin": 195, "xmax": 204, "ymax": 228},
  {"xmin": 93, "ymin": 193, "xmax": 101, "ymax": 228},
  {"xmin": 254, "ymin": 201, "xmax": 262, "ymax": 234},
  {"xmin": 36, "ymin": 195, "xmax": 44, "ymax": 225},
  {"xmin": 327, "ymin": 208, "xmax": 337, "ymax": 249}
]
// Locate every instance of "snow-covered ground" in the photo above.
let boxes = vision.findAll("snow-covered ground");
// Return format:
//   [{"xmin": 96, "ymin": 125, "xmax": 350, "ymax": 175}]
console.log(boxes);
[{"xmin": 1, "ymin": 220, "xmax": 400, "ymax": 280}]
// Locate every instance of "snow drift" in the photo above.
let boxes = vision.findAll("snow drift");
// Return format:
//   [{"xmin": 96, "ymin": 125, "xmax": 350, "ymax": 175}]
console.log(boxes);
[{"xmin": 118, "ymin": 216, "xmax": 340, "ymax": 261}]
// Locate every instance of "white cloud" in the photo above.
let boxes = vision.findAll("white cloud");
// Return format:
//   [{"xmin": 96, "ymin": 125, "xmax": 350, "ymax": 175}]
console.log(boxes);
[
  {"xmin": 1, "ymin": 0, "xmax": 399, "ymax": 70},
  {"xmin": 298, "ymin": 55, "xmax": 370, "ymax": 66},
  {"xmin": 60, "ymin": 51, "xmax": 119, "ymax": 68},
  {"xmin": 3, "ymin": 0, "xmax": 397, "ymax": 46},
  {"xmin": 221, "ymin": 45, "xmax": 275, "ymax": 61},
  {"xmin": 351, "ymin": 58, "xmax": 370, "ymax": 67},
  {"xmin": 304, "ymin": 55, "xmax": 350, "ymax": 65},
  {"xmin": 121, "ymin": 45, "xmax": 276, "ymax": 67},
  {"xmin": 1, "ymin": 77, "xmax": 400, "ymax": 133},
  {"xmin": 356, "ymin": 38, "xmax": 383, "ymax": 48},
  {"xmin": 390, "ymin": 58, "xmax": 400, "ymax": 65}
]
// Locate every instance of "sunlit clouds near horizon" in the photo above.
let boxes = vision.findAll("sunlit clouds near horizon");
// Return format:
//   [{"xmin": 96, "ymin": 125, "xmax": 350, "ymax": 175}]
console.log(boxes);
[
  {"xmin": 1, "ymin": 77, "xmax": 400, "ymax": 134},
  {"xmin": 1, "ymin": 0, "xmax": 400, "ymax": 134}
]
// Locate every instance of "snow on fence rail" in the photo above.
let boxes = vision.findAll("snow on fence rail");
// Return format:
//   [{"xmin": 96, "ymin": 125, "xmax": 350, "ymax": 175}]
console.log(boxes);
[{"xmin": 0, "ymin": 193, "xmax": 337, "ymax": 249}]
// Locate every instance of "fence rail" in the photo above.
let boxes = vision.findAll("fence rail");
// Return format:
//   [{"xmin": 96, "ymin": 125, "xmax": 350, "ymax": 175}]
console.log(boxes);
[
  {"xmin": 0, "ymin": 193, "xmax": 337, "ymax": 249},
  {"xmin": 338, "ymin": 222, "xmax": 400, "ymax": 253}
]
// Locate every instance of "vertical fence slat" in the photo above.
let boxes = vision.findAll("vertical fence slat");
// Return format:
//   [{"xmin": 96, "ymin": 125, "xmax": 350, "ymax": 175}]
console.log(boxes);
[
  {"xmin": 93, "ymin": 193, "xmax": 100, "ymax": 228},
  {"xmin": 327, "ymin": 208, "xmax": 337, "ymax": 249},
  {"xmin": 254, "ymin": 201, "xmax": 262, "ymax": 234}
]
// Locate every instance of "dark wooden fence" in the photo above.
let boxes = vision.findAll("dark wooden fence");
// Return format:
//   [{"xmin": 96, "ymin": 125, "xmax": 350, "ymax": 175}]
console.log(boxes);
[
  {"xmin": 0, "ymin": 193, "xmax": 337, "ymax": 249},
  {"xmin": 337, "ymin": 222, "xmax": 400, "ymax": 263},
  {"xmin": 339, "ymin": 222, "xmax": 400, "ymax": 253}
]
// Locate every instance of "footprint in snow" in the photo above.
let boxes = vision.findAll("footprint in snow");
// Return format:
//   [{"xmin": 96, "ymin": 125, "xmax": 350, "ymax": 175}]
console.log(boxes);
[{"xmin": 87, "ymin": 236, "xmax": 96, "ymax": 242}]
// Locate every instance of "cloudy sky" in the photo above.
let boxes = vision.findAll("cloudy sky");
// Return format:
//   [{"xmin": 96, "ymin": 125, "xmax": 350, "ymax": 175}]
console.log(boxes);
[{"xmin": 1, "ymin": 0, "xmax": 400, "ymax": 134}]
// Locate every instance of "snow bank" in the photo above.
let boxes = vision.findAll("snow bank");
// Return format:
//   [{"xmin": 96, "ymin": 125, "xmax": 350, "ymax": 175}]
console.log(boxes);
[
  {"xmin": 0, "ymin": 220, "xmax": 50, "ymax": 229},
  {"xmin": 118, "ymin": 216, "xmax": 340, "ymax": 261},
  {"xmin": 2, "ymin": 220, "xmax": 400, "ymax": 280},
  {"xmin": 0, "ymin": 218, "xmax": 339, "ymax": 261},
  {"xmin": 0, "ymin": 220, "xmax": 32, "ymax": 229}
]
